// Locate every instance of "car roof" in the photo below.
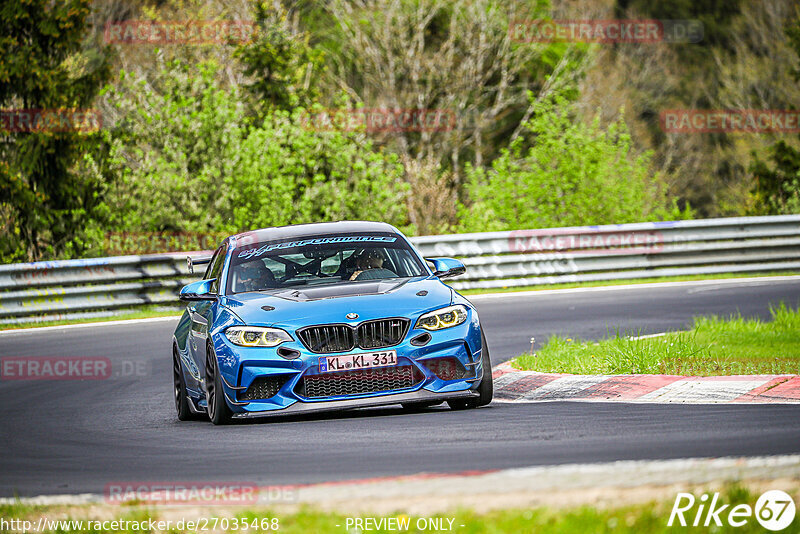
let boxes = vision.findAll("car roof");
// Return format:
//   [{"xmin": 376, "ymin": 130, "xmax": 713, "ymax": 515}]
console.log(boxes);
[{"xmin": 228, "ymin": 221, "xmax": 401, "ymax": 247}]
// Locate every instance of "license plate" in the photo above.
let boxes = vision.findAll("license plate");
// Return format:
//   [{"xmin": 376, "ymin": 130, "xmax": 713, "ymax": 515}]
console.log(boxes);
[{"xmin": 318, "ymin": 350, "xmax": 397, "ymax": 373}]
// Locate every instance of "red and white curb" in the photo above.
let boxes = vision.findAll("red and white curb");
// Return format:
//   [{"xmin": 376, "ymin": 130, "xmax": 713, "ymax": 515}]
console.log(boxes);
[{"xmin": 492, "ymin": 363, "xmax": 800, "ymax": 404}]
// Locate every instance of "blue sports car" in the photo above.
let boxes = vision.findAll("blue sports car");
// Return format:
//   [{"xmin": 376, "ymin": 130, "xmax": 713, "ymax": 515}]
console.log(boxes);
[{"xmin": 172, "ymin": 221, "xmax": 493, "ymax": 424}]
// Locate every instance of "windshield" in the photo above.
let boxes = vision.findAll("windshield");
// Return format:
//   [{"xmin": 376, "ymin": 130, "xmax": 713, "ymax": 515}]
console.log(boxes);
[{"xmin": 226, "ymin": 232, "xmax": 428, "ymax": 294}]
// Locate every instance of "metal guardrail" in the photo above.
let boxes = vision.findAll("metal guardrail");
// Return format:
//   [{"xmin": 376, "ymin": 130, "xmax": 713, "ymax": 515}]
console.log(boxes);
[{"xmin": 1, "ymin": 215, "xmax": 799, "ymax": 323}]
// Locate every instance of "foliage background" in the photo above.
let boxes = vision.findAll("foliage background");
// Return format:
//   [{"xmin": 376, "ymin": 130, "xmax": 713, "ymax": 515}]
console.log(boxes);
[{"xmin": 1, "ymin": 0, "xmax": 798, "ymax": 262}]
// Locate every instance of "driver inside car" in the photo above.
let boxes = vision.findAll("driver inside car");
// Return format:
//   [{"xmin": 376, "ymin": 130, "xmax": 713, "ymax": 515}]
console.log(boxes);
[
  {"xmin": 233, "ymin": 261, "xmax": 275, "ymax": 292},
  {"xmin": 349, "ymin": 249, "xmax": 397, "ymax": 281}
]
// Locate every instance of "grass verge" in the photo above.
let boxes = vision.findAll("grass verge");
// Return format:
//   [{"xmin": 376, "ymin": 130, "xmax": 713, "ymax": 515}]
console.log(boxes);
[
  {"xmin": 512, "ymin": 303, "xmax": 800, "ymax": 375},
  {"xmin": 0, "ymin": 485, "xmax": 793, "ymax": 533}
]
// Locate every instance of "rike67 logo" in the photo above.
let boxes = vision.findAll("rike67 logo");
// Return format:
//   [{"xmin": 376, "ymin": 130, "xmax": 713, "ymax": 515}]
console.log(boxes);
[{"xmin": 669, "ymin": 490, "xmax": 796, "ymax": 531}]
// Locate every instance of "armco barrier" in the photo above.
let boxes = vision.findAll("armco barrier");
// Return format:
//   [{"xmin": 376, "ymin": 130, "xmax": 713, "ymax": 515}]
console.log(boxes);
[{"xmin": 1, "ymin": 216, "xmax": 799, "ymax": 323}]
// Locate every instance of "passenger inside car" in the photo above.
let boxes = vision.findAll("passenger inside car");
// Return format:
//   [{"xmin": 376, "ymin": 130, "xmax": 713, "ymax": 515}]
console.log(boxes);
[{"xmin": 349, "ymin": 249, "xmax": 397, "ymax": 281}]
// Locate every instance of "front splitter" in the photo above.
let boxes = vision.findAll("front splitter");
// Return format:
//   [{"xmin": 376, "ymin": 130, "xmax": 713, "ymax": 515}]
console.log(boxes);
[{"xmin": 231, "ymin": 389, "xmax": 478, "ymax": 419}]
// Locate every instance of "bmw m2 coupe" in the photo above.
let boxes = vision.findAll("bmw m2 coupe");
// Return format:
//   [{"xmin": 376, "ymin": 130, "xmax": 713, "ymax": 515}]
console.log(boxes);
[{"xmin": 172, "ymin": 221, "xmax": 492, "ymax": 424}]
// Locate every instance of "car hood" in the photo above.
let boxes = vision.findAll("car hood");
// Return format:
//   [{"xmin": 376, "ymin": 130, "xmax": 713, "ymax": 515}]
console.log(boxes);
[{"xmin": 219, "ymin": 277, "xmax": 453, "ymax": 328}]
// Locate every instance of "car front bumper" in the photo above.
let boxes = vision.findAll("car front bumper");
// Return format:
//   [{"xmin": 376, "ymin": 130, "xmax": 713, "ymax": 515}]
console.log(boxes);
[{"xmin": 211, "ymin": 319, "xmax": 484, "ymax": 416}]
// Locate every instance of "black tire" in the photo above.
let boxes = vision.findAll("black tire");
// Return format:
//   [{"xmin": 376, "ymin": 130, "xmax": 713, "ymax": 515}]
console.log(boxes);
[
  {"xmin": 205, "ymin": 345, "xmax": 233, "ymax": 425},
  {"xmin": 448, "ymin": 332, "xmax": 493, "ymax": 410},
  {"xmin": 476, "ymin": 332, "xmax": 494, "ymax": 406},
  {"xmin": 173, "ymin": 349, "xmax": 194, "ymax": 421}
]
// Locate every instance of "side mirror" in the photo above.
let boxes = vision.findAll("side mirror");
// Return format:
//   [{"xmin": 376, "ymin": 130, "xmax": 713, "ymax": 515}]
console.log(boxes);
[
  {"xmin": 179, "ymin": 279, "xmax": 217, "ymax": 301},
  {"xmin": 426, "ymin": 257, "xmax": 466, "ymax": 279}
]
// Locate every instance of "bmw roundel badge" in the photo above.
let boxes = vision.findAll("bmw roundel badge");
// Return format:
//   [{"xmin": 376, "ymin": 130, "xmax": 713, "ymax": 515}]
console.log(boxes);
[{"xmin": 346, "ymin": 312, "xmax": 359, "ymax": 320}]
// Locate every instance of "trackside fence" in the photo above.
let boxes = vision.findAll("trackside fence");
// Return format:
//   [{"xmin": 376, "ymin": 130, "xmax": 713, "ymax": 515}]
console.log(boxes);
[{"xmin": 1, "ymin": 216, "xmax": 798, "ymax": 323}]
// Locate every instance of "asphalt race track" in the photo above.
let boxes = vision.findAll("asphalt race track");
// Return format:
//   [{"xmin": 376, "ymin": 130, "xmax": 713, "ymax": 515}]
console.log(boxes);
[{"xmin": 2, "ymin": 277, "xmax": 800, "ymax": 497}]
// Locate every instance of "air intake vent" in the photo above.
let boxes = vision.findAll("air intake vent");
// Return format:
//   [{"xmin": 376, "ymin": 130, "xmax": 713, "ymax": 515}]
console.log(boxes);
[
  {"xmin": 298, "ymin": 365, "xmax": 423, "ymax": 398},
  {"xmin": 423, "ymin": 357, "xmax": 467, "ymax": 381},
  {"xmin": 239, "ymin": 375, "xmax": 290, "ymax": 401}
]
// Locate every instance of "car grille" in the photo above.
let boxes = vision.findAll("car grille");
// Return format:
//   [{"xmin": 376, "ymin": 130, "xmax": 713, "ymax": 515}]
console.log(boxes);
[
  {"xmin": 297, "ymin": 325, "xmax": 355, "ymax": 353},
  {"xmin": 357, "ymin": 319, "xmax": 409, "ymax": 349},
  {"xmin": 239, "ymin": 375, "xmax": 290, "ymax": 401},
  {"xmin": 297, "ymin": 318, "xmax": 410, "ymax": 353},
  {"xmin": 298, "ymin": 365, "xmax": 422, "ymax": 398}
]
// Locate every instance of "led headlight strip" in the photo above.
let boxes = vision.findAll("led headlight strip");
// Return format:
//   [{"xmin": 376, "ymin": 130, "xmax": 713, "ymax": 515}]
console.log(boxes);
[
  {"xmin": 225, "ymin": 326, "xmax": 292, "ymax": 347},
  {"xmin": 415, "ymin": 304, "xmax": 468, "ymax": 331}
]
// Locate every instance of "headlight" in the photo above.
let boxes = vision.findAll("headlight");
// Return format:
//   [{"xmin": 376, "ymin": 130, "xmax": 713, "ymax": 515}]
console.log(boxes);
[
  {"xmin": 225, "ymin": 326, "xmax": 293, "ymax": 347},
  {"xmin": 415, "ymin": 305, "xmax": 468, "ymax": 331}
]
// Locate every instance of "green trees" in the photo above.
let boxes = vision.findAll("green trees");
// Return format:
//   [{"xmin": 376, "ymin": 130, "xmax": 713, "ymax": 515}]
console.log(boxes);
[
  {"xmin": 460, "ymin": 95, "xmax": 686, "ymax": 232},
  {"xmin": 7, "ymin": 0, "xmax": 794, "ymax": 263},
  {"xmin": 98, "ymin": 60, "xmax": 247, "ymax": 236},
  {"xmin": 749, "ymin": 14, "xmax": 800, "ymax": 215},
  {"xmin": 317, "ymin": 0, "xmax": 587, "ymax": 230},
  {"xmin": 97, "ymin": 59, "xmax": 408, "ymax": 242},
  {"xmin": 750, "ymin": 141, "xmax": 800, "ymax": 215},
  {"xmin": 228, "ymin": 108, "xmax": 407, "ymax": 230},
  {"xmin": 601, "ymin": 0, "xmax": 800, "ymax": 217},
  {"xmin": 0, "ymin": 0, "xmax": 111, "ymax": 261},
  {"xmin": 234, "ymin": 1, "xmax": 323, "ymax": 115}
]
